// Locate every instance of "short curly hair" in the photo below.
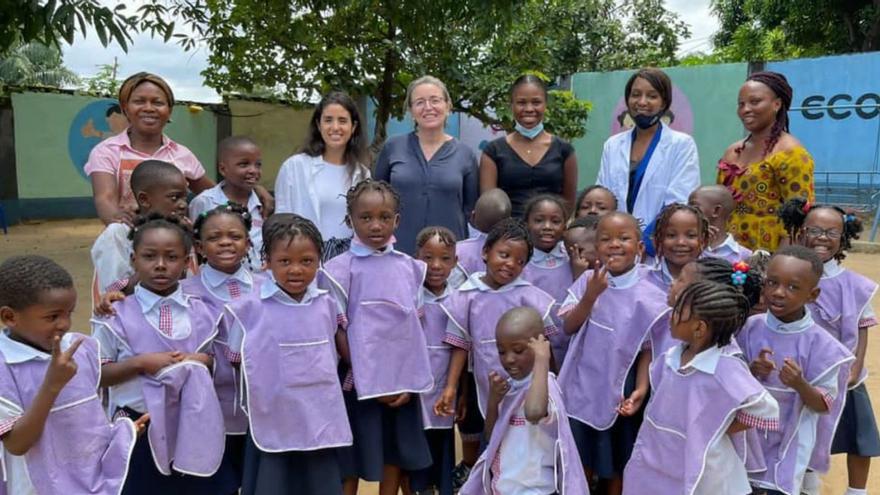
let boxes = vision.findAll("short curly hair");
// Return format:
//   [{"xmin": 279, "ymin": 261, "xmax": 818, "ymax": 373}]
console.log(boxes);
[{"xmin": 0, "ymin": 255, "xmax": 74, "ymax": 310}]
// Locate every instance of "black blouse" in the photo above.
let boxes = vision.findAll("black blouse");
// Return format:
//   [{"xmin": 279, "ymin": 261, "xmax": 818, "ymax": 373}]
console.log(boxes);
[{"xmin": 484, "ymin": 136, "xmax": 574, "ymax": 217}]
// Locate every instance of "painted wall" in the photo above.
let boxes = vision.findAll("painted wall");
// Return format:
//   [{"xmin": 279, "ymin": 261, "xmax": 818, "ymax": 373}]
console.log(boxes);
[
  {"xmin": 11, "ymin": 91, "xmax": 217, "ymax": 201},
  {"xmin": 228, "ymin": 99, "xmax": 313, "ymax": 189},
  {"xmin": 570, "ymin": 63, "xmax": 748, "ymax": 187},
  {"xmin": 767, "ymin": 52, "xmax": 880, "ymax": 179}
]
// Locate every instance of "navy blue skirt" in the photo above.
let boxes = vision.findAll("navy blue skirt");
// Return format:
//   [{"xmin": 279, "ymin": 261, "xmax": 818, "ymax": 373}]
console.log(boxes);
[
  {"xmin": 408, "ymin": 428, "xmax": 455, "ymax": 495},
  {"xmin": 459, "ymin": 371, "xmax": 485, "ymax": 439},
  {"xmin": 569, "ymin": 364, "xmax": 642, "ymax": 479},
  {"xmin": 121, "ymin": 410, "xmax": 239, "ymax": 495},
  {"xmin": 338, "ymin": 389, "xmax": 433, "ymax": 482},
  {"xmin": 241, "ymin": 433, "xmax": 344, "ymax": 495},
  {"xmin": 831, "ymin": 383, "xmax": 880, "ymax": 456}
]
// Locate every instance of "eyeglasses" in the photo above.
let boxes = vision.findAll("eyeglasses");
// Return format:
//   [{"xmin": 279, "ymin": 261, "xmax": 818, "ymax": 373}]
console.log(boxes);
[
  {"xmin": 411, "ymin": 97, "xmax": 446, "ymax": 109},
  {"xmin": 803, "ymin": 226, "xmax": 842, "ymax": 239}
]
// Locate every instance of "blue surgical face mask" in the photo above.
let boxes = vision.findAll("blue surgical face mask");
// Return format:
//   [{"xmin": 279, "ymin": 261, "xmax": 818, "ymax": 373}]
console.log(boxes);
[
  {"xmin": 631, "ymin": 112, "xmax": 663, "ymax": 130},
  {"xmin": 514, "ymin": 120, "xmax": 544, "ymax": 140}
]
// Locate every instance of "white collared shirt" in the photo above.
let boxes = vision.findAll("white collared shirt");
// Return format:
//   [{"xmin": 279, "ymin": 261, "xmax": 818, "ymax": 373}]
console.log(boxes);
[
  {"xmin": 226, "ymin": 281, "xmax": 329, "ymax": 354},
  {"xmin": 200, "ymin": 264, "xmax": 254, "ymax": 302},
  {"xmin": 704, "ymin": 233, "xmax": 751, "ymax": 262},
  {"xmin": 92, "ymin": 285, "xmax": 203, "ymax": 414},
  {"xmin": 422, "ymin": 284, "xmax": 452, "ymax": 305},
  {"xmin": 188, "ymin": 181, "xmax": 264, "ymax": 271},
  {"xmin": 348, "ymin": 235, "xmax": 397, "ymax": 257},
  {"xmin": 663, "ymin": 344, "xmax": 779, "ymax": 495},
  {"xmin": 0, "ymin": 332, "xmax": 85, "ymax": 495},
  {"xmin": 91, "ymin": 222, "xmax": 133, "ymax": 294},
  {"xmin": 559, "ymin": 263, "xmax": 641, "ymax": 316},
  {"xmin": 529, "ymin": 242, "xmax": 568, "ymax": 268},
  {"xmin": 495, "ymin": 372, "xmax": 558, "ymax": 495},
  {"xmin": 446, "ymin": 272, "xmax": 556, "ymax": 347},
  {"xmin": 274, "ymin": 152, "xmax": 370, "ymax": 241},
  {"xmin": 752, "ymin": 312, "xmax": 843, "ymax": 493}
]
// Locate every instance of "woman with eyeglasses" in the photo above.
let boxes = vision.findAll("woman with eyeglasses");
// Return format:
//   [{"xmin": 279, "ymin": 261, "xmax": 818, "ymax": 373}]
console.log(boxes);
[
  {"xmin": 717, "ymin": 71, "xmax": 815, "ymax": 252},
  {"xmin": 373, "ymin": 75, "xmax": 479, "ymax": 255}
]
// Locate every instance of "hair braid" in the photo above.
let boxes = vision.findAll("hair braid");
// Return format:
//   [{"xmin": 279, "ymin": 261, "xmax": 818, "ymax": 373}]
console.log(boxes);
[
  {"xmin": 674, "ymin": 280, "xmax": 751, "ymax": 347},
  {"xmin": 652, "ymin": 203, "xmax": 711, "ymax": 254}
]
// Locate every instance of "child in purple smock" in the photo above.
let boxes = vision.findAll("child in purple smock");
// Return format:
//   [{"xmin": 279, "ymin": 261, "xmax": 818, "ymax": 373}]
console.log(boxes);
[
  {"xmin": 689, "ymin": 185, "xmax": 752, "ymax": 263},
  {"xmin": 780, "ymin": 199, "xmax": 880, "ymax": 495},
  {"xmin": 455, "ymin": 188, "xmax": 512, "ymax": 280},
  {"xmin": 460, "ymin": 307, "xmax": 589, "ymax": 495},
  {"xmin": 738, "ymin": 246, "xmax": 854, "ymax": 495},
  {"xmin": 93, "ymin": 204, "xmax": 265, "ymax": 492},
  {"xmin": 319, "ymin": 179, "xmax": 434, "ymax": 495},
  {"xmin": 439, "ymin": 219, "xmax": 558, "ymax": 422},
  {"xmin": 0, "ymin": 256, "xmax": 145, "ymax": 495},
  {"xmin": 573, "ymin": 184, "xmax": 618, "ymax": 220},
  {"xmin": 624, "ymin": 280, "xmax": 780, "ymax": 494},
  {"xmin": 558, "ymin": 212, "xmax": 669, "ymax": 495},
  {"xmin": 222, "ymin": 216, "xmax": 352, "ymax": 495},
  {"xmin": 410, "ymin": 226, "xmax": 467, "ymax": 495},
  {"xmin": 184, "ymin": 203, "xmax": 267, "ymax": 489},
  {"xmin": 521, "ymin": 194, "xmax": 574, "ymax": 368},
  {"xmin": 92, "ymin": 215, "xmax": 235, "ymax": 495},
  {"xmin": 658, "ymin": 257, "xmax": 764, "ymax": 360},
  {"xmin": 450, "ymin": 188, "xmax": 513, "ymax": 487},
  {"xmin": 641, "ymin": 203, "xmax": 710, "ymax": 293},
  {"xmin": 564, "ymin": 215, "xmax": 601, "ymax": 282}
]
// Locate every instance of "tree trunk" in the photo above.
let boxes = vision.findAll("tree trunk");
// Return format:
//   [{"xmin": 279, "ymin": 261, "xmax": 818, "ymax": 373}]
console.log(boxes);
[{"xmin": 370, "ymin": 18, "xmax": 397, "ymax": 158}]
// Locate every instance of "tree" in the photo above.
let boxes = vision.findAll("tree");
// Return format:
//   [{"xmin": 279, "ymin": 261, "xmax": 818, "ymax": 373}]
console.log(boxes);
[
  {"xmin": 709, "ymin": 0, "xmax": 880, "ymax": 61},
  {"xmin": 182, "ymin": 0, "xmax": 688, "ymax": 146},
  {"xmin": 0, "ymin": 0, "xmax": 203, "ymax": 55},
  {"xmin": 80, "ymin": 58, "xmax": 123, "ymax": 96},
  {"xmin": 0, "ymin": 41, "xmax": 79, "ymax": 87}
]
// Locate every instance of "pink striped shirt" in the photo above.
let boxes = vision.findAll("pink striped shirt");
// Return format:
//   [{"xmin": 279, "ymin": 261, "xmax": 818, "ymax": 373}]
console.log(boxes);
[{"xmin": 84, "ymin": 130, "xmax": 206, "ymax": 212}]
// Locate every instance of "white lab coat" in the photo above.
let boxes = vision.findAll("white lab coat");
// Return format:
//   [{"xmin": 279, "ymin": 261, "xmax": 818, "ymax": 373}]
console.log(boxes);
[
  {"xmin": 596, "ymin": 124, "xmax": 701, "ymax": 227},
  {"xmin": 274, "ymin": 152, "xmax": 370, "ymax": 235}
]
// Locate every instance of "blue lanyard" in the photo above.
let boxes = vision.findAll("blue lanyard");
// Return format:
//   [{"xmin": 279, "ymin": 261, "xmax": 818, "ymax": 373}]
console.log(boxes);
[{"xmin": 627, "ymin": 125, "xmax": 663, "ymax": 213}]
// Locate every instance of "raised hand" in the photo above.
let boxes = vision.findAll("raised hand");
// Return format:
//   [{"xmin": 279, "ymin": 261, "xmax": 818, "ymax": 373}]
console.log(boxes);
[
  {"xmin": 779, "ymin": 358, "xmax": 806, "ymax": 388},
  {"xmin": 585, "ymin": 260, "xmax": 609, "ymax": 301},
  {"xmin": 528, "ymin": 334, "xmax": 552, "ymax": 365},
  {"xmin": 488, "ymin": 371, "xmax": 510, "ymax": 401},
  {"xmin": 749, "ymin": 348, "xmax": 776, "ymax": 380},
  {"xmin": 94, "ymin": 291, "xmax": 125, "ymax": 317},
  {"xmin": 45, "ymin": 336, "xmax": 83, "ymax": 393}
]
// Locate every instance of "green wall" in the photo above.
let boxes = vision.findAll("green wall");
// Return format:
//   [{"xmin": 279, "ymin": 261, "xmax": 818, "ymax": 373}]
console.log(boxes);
[
  {"xmin": 228, "ymin": 99, "xmax": 313, "ymax": 190},
  {"xmin": 12, "ymin": 91, "xmax": 217, "ymax": 200},
  {"xmin": 570, "ymin": 63, "xmax": 748, "ymax": 186}
]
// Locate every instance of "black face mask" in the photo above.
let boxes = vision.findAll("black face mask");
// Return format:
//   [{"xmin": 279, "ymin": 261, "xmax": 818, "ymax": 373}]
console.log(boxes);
[{"xmin": 632, "ymin": 112, "xmax": 663, "ymax": 129}]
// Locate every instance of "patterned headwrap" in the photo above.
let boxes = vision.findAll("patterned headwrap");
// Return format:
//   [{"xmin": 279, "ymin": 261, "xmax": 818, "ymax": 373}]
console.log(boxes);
[{"xmin": 118, "ymin": 72, "xmax": 175, "ymax": 109}]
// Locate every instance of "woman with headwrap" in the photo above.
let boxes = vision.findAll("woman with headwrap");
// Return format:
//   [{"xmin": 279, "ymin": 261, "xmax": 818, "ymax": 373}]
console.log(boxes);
[
  {"xmin": 717, "ymin": 71, "xmax": 815, "ymax": 252},
  {"xmin": 84, "ymin": 72, "xmax": 273, "ymax": 225}
]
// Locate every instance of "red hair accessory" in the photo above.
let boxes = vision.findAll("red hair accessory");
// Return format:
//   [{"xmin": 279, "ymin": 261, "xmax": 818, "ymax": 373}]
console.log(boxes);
[
  {"xmin": 731, "ymin": 261, "xmax": 750, "ymax": 286},
  {"xmin": 802, "ymin": 201, "xmax": 812, "ymax": 214}
]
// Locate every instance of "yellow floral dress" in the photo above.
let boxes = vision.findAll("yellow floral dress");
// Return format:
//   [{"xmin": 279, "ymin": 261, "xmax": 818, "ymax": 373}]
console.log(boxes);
[{"xmin": 717, "ymin": 146, "xmax": 815, "ymax": 252}]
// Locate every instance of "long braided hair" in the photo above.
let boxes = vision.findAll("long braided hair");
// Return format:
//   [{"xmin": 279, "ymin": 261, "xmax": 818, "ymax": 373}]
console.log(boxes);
[
  {"xmin": 673, "ymin": 280, "xmax": 751, "ymax": 347},
  {"xmin": 736, "ymin": 71, "xmax": 792, "ymax": 157}
]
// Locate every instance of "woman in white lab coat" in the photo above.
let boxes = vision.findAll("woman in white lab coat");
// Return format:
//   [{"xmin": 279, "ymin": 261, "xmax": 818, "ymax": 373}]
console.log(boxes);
[{"xmin": 596, "ymin": 68, "xmax": 700, "ymax": 234}]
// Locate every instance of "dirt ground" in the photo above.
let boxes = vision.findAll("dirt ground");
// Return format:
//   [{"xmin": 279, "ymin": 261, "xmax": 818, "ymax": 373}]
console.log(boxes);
[{"xmin": 1, "ymin": 218, "xmax": 879, "ymax": 494}]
